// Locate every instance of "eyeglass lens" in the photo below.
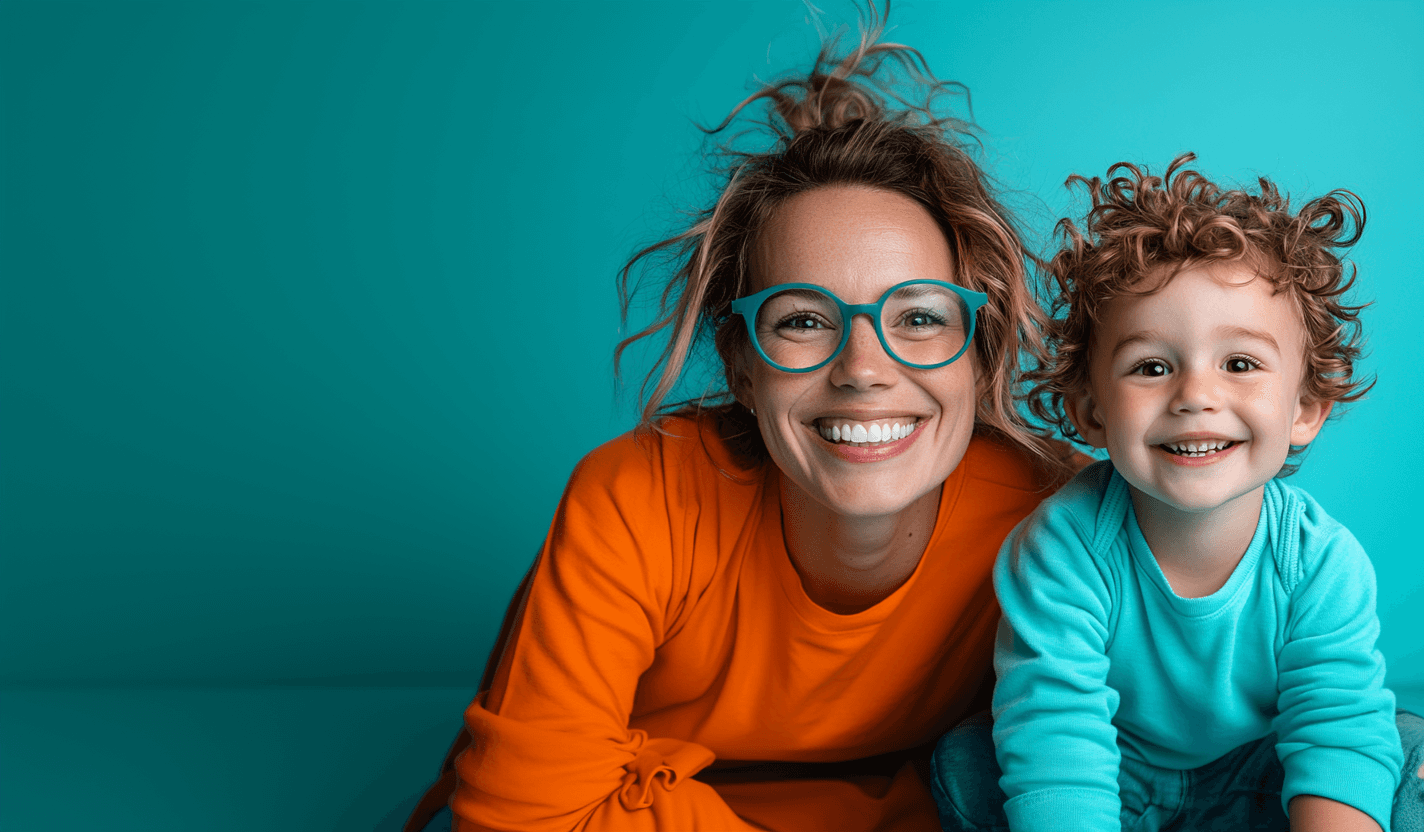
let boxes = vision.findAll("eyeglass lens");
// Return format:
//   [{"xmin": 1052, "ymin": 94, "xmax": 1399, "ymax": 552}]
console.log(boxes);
[{"xmin": 752, "ymin": 284, "xmax": 970, "ymax": 370}]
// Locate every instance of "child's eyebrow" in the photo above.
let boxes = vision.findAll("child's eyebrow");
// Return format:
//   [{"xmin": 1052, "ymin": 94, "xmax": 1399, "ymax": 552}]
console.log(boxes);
[
  {"xmin": 1108, "ymin": 331, "xmax": 1159, "ymax": 360},
  {"xmin": 1106, "ymin": 326, "xmax": 1281, "ymax": 360},
  {"xmin": 1216, "ymin": 325, "xmax": 1281, "ymax": 350}
]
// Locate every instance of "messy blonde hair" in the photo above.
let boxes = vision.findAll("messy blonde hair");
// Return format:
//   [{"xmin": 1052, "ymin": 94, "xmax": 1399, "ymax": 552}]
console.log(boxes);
[
  {"xmin": 615, "ymin": 7, "xmax": 1057, "ymax": 469},
  {"xmin": 1028, "ymin": 153, "xmax": 1372, "ymax": 468}
]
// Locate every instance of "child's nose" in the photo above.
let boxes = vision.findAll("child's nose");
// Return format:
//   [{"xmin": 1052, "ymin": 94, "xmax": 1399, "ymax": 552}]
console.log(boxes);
[{"xmin": 1170, "ymin": 369, "xmax": 1222, "ymax": 413}]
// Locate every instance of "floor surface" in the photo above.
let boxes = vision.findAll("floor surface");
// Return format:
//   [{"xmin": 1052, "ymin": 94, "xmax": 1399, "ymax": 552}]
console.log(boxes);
[
  {"xmin": 0, "ymin": 685, "xmax": 472, "ymax": 832},
  {"xmin": 3, "ymin": 684, "xmax": 1420, "ymax": 831}
]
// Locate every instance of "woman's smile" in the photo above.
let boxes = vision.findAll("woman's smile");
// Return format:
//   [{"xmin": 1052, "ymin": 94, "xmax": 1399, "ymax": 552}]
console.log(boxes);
[
  {"xmin": 812, "ymin": 414, "xmax": 926, "ymax": 462},
  {"xmin": 814, "ymin": 416, "xmax": 921, "ymax": 445}
]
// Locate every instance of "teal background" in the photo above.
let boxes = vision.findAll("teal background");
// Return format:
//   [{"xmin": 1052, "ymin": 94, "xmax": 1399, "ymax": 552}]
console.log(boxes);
[{"xmin": 3, "ymin": 1, "xmax": 1420, "ymax": 828}]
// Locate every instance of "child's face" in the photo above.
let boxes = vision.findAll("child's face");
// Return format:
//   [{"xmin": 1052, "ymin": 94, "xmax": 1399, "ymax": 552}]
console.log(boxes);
[{"xmin": 1066, "ymin": 263, "xmax": 1331, "ymax": 517}]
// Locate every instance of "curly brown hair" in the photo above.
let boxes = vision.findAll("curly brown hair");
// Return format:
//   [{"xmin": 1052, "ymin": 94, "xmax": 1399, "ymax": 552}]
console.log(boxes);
[
  {"xmin": 1027, "ymin": 153, "xmax": 1372, "ymax": 467},
  {"xmin": 615, "ymin": 9, "xmax": 1061, "ymax": 471}
]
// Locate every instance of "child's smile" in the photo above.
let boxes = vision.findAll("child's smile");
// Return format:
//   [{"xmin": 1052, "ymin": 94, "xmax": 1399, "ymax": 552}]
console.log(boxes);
[
  {"xmin": 1066, "ymin": 263, "xmax": 1331, "ymax": 528},
  {"xmin": 1155, "ymin": 433, "xmax": 1242, "ymax": 464}
]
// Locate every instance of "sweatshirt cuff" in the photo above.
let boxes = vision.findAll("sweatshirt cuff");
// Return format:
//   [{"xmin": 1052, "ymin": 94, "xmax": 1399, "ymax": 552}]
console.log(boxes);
[
  {"xmin": 1283, "ymin": 746, "xmax": 1399, "ymax": 831},
  {"xmin": 1005, "ymin": 787, "xmax": 1120, "ymax": 832}
]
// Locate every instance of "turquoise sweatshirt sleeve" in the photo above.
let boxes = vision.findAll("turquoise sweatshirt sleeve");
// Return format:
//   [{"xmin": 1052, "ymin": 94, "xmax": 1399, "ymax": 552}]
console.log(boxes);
[
  {"xmin": 1273, "ymin": 495, "xmax": 1401, "ymax": 830},
  {"xmin": 992, "ymin": 465, "xmax": 1123, "ymax": 832}
]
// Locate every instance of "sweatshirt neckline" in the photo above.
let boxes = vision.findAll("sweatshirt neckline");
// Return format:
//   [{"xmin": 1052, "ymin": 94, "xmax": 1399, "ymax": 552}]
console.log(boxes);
[
  {"xmin": 764, "ymin": 454, "xmax": 970, "ymax": 632},
  {"xmin": 1122, "ymin": 483, "xmax": 1269, "ymax": 617}
]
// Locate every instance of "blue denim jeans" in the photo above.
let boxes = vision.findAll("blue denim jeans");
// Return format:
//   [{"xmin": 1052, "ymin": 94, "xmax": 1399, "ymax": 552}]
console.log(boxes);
[{"xmin": 931, "ymin": 710, "xmax": 1424, "ymax": 832}]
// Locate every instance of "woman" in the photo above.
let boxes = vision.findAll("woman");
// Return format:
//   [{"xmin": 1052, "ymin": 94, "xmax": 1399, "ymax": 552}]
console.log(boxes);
[{"xmin": 410, "ymin": 20, "xmax": 1073, "ymax": 832}]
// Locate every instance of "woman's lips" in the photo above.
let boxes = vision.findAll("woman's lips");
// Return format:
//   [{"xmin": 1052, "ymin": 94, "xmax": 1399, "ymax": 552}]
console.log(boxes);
[
  {"xmin": 815, "ymin": 417, "xmax": 920, "ymax": 445},
  {"xmin": 812, "ymin": 417, "xmax": 925, "ymax": 462}
]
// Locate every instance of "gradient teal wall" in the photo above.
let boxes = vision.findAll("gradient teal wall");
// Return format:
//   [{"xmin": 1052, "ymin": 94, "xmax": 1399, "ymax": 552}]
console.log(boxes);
[{"xmin": 4, "ymin": 1, "xmax": 1421, "ymax": 698}]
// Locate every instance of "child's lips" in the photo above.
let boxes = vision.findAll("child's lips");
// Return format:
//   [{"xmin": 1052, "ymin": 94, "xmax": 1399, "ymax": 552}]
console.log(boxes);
[
  {"xmin": 1157, "ymin": 438, "xmax": 1238, "ymax": 457},
  {"xmin": 1154, "ymin": 439, "xmax": 1242, "ymax": 466}
]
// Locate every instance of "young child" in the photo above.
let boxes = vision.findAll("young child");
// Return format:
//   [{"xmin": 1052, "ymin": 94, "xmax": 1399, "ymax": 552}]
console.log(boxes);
[{"xmin": 930, "ymin": 155, "xmax": 1423, "ymax": 832}]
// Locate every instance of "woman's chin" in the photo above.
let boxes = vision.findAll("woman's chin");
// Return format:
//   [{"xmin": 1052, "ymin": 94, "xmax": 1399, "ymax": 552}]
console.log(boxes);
[{"xmin": 783, "ymin": 465, "xmax": 943, "ymax": 523}]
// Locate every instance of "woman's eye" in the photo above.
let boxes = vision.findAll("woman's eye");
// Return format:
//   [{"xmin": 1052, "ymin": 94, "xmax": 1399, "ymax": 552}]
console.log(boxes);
[
  {"xmin": 1131, "ymin": 360, "xmax": 1170, "ymax": 377},
  {"xmin": 778, "ymin": 314, "xmax": 828, "ymax": 331},
  {"xmin": 899, "ymin": 310, "xmax": 948, "ymax": 329},
  {"xmin": 1224, "ymin": 356, "xmax": 1260, "ymax": 373}
]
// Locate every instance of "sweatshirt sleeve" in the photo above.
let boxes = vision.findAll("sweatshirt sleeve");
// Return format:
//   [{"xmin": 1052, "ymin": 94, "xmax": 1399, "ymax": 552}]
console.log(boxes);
[
  {"xmin": 451, "ymin": 435, "xmax": 764, "ymax": 832},
  {"xmin": 1274, "ymin": 515, "xmax": 1401, "ymax": 830},
  {"xmin": 991, "ymin": 471, "xmax": 1123, "ymax": 832}
]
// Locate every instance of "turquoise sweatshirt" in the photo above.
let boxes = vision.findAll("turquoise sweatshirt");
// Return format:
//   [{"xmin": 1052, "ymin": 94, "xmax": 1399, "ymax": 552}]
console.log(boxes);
[{"xmin": 992, "ymin": 462, "xmax": 1401, "ymax": 831}]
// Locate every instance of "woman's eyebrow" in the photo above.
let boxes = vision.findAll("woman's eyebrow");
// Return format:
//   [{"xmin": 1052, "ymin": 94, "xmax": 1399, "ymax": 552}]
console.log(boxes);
[
  {"xmin": 775, "ymin": 287, "xmax": 832, "ymax": 301},
  {"xmin": 892, "ymin": 283, "xmax": 942, "ymax": 300}
]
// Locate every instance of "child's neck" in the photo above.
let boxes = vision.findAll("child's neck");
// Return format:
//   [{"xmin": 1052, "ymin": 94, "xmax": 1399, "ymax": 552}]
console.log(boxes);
[{"xmin": 1129, "ymin": 484, "xmax": 1266, "ymax": 599}]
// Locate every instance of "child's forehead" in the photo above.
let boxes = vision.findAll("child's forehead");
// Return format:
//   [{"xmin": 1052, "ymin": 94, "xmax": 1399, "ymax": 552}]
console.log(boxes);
[
  {"xmin": 1128, "ymin": 259, "xmax": 1266, "ymax": 295},
  {"xmin": 1094, "ymin": 260, "xmax": 1283, "ymax": 320},
  {"xmin": 1091, "ymin": 261, "xmax": 1307, "ymax": 349}
]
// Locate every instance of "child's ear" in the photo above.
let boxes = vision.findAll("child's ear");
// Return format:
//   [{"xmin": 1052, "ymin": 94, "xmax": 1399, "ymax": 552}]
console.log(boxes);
[
  {"xmin": 1290, "ymin": 397, "xmax": 1333, "ymax": 447},
  {"xmin": 1064, "ymin": 387, "xmax": 1108, "ymax": 449}
]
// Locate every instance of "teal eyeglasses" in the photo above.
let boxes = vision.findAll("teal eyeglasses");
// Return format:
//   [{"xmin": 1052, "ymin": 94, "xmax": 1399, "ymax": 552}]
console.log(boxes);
[{"xmin": 729, "ymin": 279, "xmax": 988, "ymax": 373}]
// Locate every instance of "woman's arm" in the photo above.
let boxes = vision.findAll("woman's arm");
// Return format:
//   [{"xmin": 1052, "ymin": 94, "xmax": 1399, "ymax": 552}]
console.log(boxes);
[{"xmin": 451, "ymin": 434, "xmax": 766, "ymax": 832}]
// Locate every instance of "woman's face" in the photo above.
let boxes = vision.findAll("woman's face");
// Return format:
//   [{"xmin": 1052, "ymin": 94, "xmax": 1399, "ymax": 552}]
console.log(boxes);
[{"xmin": 741, "ymin": 185, "xmax": 980, "ymax": 521}]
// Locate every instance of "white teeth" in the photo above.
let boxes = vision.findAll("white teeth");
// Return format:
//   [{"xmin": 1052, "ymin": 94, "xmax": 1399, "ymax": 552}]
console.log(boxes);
[
  {"xmin": 817, "ymin": 419, "xmax": 918, "ymax": 445},
  {"xmin": 1164, "ymin": 440, "xmax": 1233, "ymax": 457}
]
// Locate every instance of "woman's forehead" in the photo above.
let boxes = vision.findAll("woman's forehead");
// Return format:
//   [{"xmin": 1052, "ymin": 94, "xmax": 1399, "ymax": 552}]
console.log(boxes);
[{"xmin": 750, "ymin": 186, "xmax": 954, "ymax": 296}]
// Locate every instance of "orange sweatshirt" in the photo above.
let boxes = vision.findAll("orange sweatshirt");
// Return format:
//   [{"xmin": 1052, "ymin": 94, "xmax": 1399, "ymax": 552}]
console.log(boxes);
[{"xmin": 453, "ymin": 415, "xmax": 1060, "ymax": 832}]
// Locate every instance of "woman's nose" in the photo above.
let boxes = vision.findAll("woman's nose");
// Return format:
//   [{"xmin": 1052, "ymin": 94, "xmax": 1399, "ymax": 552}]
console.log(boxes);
[{"xmin": 827, "ymin": 314, "xmax": 898, "ymax": 389}]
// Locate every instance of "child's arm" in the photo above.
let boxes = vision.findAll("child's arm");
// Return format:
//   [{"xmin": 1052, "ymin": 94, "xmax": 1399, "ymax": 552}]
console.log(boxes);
[
  {"xmin": 1289, "ymin": 794, "xmax": 1383, "ymax": 832},
  {"xmin": 991, "ymin": 473, "xmax": 1122, "ymax": 832},
  {"xmin": 1275, "ymin": 517, "xmax": 1401, "ymax": 831}
]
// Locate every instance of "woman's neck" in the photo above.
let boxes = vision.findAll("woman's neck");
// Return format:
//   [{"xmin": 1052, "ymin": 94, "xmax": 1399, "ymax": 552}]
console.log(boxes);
[
  {"xmin": 1130, "ymin": 484, "xmax": 1265, "ymax": 599},
  {"xmin": 779, "ymin": 478, "xmax": 942, "ymax": 614}
]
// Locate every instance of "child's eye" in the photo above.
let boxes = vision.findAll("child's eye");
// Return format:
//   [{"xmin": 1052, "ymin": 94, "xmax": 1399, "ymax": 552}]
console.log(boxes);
[
  {"xmin": 1223, "ymin": 355, "xmax": 1261, "ymax": 373},
  {"xmin": 1130, "ymin": 359, "xmax": 1171, "ymax": 377}
]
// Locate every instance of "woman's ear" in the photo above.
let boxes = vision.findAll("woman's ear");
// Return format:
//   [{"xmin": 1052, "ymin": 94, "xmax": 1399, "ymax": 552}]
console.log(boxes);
[
  {"xmin": 1064, "ymin": 387, "xmax": 1108, "ymax": 449},
  {"xmin": 1290, "ymin": 397, "xmax": 1333, "ymax": 447},
  {"xmin": 727, "ymin": 346, "xmax": 756, "ymax": 414},
  {"xmin": 970, "ymin": 348, "xmax": 988, "ymax": 399}
]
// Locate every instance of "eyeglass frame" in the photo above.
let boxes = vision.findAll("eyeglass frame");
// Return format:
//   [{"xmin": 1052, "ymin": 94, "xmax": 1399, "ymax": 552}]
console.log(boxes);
[{"xmin": 729, "ymin": 279, "xmax": 989, "ymax": 373}]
